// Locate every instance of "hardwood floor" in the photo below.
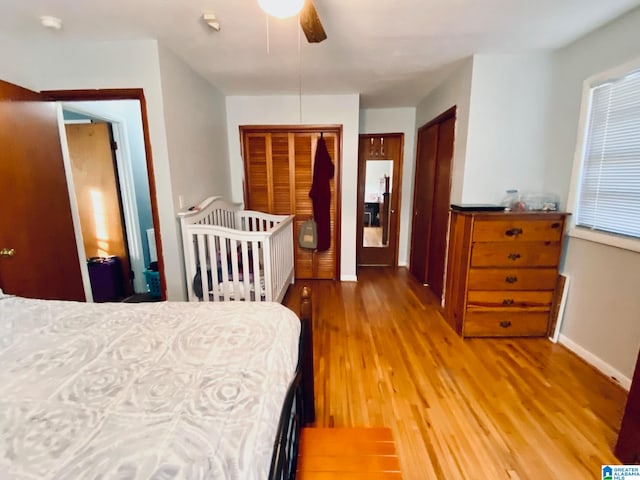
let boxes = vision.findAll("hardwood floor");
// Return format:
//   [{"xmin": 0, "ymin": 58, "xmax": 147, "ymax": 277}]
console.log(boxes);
[{"xmin": 283, "ymin": 267, "xmax": 628, "ymax": 480}]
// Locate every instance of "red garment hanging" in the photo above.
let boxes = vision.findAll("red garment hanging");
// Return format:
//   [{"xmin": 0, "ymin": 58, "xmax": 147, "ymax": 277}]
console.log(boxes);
[{"xmin": 309, "ymin": 134, "xmax": 334, "ymax": 252}]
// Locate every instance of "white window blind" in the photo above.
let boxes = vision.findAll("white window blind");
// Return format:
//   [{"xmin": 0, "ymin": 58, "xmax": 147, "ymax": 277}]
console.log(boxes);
[{"xmin": 577, "ymin": 68, "xmax": 640, "ymax": 239}]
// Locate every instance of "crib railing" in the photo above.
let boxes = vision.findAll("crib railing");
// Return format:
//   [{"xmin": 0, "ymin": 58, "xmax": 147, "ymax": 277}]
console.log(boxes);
[{"xmin": 180, "ymin": 202, "xmax": 294, "ymax": 302}]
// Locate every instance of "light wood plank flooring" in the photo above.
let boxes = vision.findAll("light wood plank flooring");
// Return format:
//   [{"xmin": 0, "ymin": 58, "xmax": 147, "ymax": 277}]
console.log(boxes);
[{"xmin": 283, "ymin": 267, "xmax": 628, "ymax": 480}]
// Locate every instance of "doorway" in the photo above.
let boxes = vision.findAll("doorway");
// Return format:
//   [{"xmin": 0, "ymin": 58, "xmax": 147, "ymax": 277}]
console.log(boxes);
[
  {"xmin": 60, "ymin": 100, "xmax": 157, "ymax": 299},
  {"xmin": 43, "ymin": 87, "xmax": 166, "ymax": 301},
  {"xmin": 65, "ymin": 121, "xmax": 133, "ymax": 300},
  {"xmin": 357, "ymin": 134, "xmax": 404, "ymax": 266},
  {"xmin": 409, "ymin": 107, "xmax": 455, "ymax": 300}
]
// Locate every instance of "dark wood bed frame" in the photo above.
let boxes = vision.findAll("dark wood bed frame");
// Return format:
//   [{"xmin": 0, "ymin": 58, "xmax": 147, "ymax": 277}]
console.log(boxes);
[{"xmin": 269, "ymin": 286, "xmax": 315, "ymax": 480}]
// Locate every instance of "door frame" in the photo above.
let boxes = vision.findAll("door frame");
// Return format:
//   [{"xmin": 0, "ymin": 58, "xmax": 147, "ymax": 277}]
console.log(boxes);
[
  {"xmin": 43, "ymin": 88, "xmax": 166, "ymax": 300},
  {"xmin": 409, "ymin": 106, "xmax": 456, "ymax": 294},
  {"xmin": 356, "ymin": 133, "xmax": 404, "ymax": 267}
]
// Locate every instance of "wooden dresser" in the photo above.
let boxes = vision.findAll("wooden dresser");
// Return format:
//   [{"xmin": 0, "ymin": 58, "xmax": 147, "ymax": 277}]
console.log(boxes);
[{"xmin": 444, "ymin": 210, "xmax": 569, "ymax": 338}]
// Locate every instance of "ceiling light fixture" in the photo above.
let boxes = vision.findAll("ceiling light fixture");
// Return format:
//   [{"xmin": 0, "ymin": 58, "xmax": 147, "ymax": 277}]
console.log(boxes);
[
  {"xmin": 40, "ymin": 15, "xmax": 62, "ymax": 30},
  {"xmin": 258, "ymin": 0, "xmax": 305, "ymax": 19}
]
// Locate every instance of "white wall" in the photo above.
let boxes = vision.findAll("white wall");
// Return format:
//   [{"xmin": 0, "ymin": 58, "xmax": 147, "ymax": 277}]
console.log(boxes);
[
  {"xmin": 225, "ymin": 94, "xmax": 361, "ymax": 281},
  {"xmin": 463, "ymin": 53, "xmax": 553, "ymax": 203},
  {"xmin": 158, "ymin": 46, "xmax": 231, "ymax": 208},
  {"xmin": 359, "ymin": 108, "xmax": 416, "ymax": 266},
  {"xmin": 544, "ymin": 6, "xmax": 640, "ymax": 383},
  {"xmin": 157, "ymin": 46, "xmax": 231, "ymax": 298},
  {"xmin": 415, "ymin": 58, "xmax": 474, "ymax": 205}
]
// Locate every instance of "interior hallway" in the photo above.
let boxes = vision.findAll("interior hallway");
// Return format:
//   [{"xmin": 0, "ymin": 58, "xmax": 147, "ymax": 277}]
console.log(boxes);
[{"xmin": 284, "ymin": 267, "xmax": 628, "ymax": 479}]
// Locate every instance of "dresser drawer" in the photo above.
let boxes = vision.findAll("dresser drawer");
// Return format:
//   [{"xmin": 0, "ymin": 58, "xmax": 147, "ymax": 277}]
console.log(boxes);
[
  {"xmin": 468, "ymin": 268, "xmax": 558, "ymax": 290},
  {"xmin": 467, "ymin": 290, "xmax": 554, "ymax": 310},
  {"xmin": 470, "ymin": 242, "xmax": 561, "ymax": 267},
  {"xmin": 472, "ymin": 218, "xmax": 564, "ymax": 243},
  {"xmin": 463, "ymin": 311, "xmax": 549, "ymax": 337}
]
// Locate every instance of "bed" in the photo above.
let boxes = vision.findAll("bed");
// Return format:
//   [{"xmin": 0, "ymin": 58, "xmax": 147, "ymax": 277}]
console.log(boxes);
[
  {"xmin": 0, "ymin": 287, "xmax": 314, "ymax": 480},
  {"xmin": 179, "ymin": 197, "xmax": 295, "ymax": 303}
]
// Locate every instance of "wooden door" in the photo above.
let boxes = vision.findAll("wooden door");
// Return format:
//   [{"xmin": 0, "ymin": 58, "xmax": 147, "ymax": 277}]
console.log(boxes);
[
  {"xmin": 409, "ymin": 125, "xmax": 438, "ymax": 283},
  {"xmin": 409, "ymin": 107, "xmax": 456, "ymax": 300},
  {"xmin": 241, "ymin": 127, "xmax": 341, "ymax": 280},
  {"xmin": 426, "ymin": 115, "xmax": 455, "ymax": 298},
  {"xmin": 294, "ymin": 132, "xmax": 339, "ymax": 279},
  {"xmin": 357, "ymin": 134, "xmax": 404, "ymax": 266},
  {"xmin": 0, "ymin": 80, "xmax": 85, "ymax": 300},
  {"xmin": 66, "ymin": 123, "xmax": 132, "ymax": 297}
]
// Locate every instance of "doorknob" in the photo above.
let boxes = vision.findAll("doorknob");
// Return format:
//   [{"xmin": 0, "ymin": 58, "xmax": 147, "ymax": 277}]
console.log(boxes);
[{"xmin": 0, "ymin": 248, "xmax": 15, "ymax": 258}]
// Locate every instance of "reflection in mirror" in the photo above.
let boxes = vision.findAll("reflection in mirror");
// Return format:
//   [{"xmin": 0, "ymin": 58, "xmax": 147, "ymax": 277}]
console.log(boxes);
[{"xmin": 363, "ymin": 159, "xmax": 393, "ymax": 248}]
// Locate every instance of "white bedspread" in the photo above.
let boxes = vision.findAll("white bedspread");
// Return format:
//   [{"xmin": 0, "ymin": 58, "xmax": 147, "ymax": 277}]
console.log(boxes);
[{"xmin": 0, "ymin": 296, "xmax": 300, "ymax": 480}]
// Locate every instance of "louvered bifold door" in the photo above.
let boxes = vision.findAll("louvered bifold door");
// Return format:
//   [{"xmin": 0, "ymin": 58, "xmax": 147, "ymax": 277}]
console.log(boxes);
[
  {"xmin": 243, "ymin": 133, "xmax": 270, "ymax": 213},
  {"xmin": 242, "ymin": 128, "xmax": 339, "ymax": 280}
]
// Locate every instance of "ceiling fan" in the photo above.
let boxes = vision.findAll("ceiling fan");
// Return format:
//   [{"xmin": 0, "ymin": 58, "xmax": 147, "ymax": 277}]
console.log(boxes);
[
  {"xmin": 299, "ymin": 0, "xmax": 327, "ymax": 43},
  {"xmin": 258, "ymin": 0, "xmax": 327, "ymax": 43}
]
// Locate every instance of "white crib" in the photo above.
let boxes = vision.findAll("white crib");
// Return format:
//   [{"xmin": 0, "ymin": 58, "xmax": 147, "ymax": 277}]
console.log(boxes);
[{"xmin": 178, "ymin": 196, "xmax": 295, "ymax": 302}]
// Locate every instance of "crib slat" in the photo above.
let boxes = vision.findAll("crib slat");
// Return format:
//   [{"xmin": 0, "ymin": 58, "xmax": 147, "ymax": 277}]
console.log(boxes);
[
  {"xmin": 219, "ymin": 237, "xmax": 231, "ymax": 301},
  {"xmin": 207, "ymin": 234, "xmax": 219, "ymax": 302},
  {"xmin": 185, "ymin": 234, "xmax": 197, "ymax": 302},
  {"xmin": 196, "ymin": 233, "xmax": 208, "ymax": 303},
  {"xmin": 229, "ymin": 238, "xmax": 241, "ymax": 301},
  {"xmin": 240, "ymin": 241, "xmax": 251, "ymax": 303},
  {"xmin": 251, "ymin": 240, "xmax": 261, "ymax": 301}
]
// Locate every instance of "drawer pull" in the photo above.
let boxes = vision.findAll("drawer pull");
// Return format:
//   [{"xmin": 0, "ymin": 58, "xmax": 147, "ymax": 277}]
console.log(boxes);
[
  {"xmin": 499, "ymin": 321, "xmax": 512, "ymax": 328},
  {"xmin": 507, "ymin": 253, "xmax": 521, "ymax": 261},
  {"xmin": 505, "ymin": 227, "xmax": 523, "ymax": 237},
  {"xmin": 502, "ymin": 298, "xmax": 514, "ymax": 305},
  {"xmin": 551, "ymin": 222, "xmax": 561, "ymax": 229},
  {"xmin": 505, "ymin": 276, "xmax": 518, "ymax": 284}
]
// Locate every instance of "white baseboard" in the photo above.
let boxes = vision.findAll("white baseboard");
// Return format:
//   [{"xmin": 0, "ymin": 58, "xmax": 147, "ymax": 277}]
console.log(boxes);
[
  {"xmin": 559, "ymin": 334, "xmax": 631, "ymax": 390},
  {"xmin": 340, "ymin": 274, "xmax": 357, "ymax": 282}
]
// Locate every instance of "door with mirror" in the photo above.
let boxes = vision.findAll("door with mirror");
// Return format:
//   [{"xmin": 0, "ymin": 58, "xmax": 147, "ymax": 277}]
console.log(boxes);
[{"xmin": 357, "ymin": 134, "xmax": 403, "ymax": 266}]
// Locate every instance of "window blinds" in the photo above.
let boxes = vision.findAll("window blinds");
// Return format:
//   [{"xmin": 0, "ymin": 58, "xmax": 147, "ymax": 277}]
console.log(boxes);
[{"xmin": 577, "ymin": 68, "xmax": 640, "ymax": 239}]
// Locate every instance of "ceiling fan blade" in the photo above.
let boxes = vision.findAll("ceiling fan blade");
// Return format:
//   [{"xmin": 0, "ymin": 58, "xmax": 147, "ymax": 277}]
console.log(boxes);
[{"xmin": 300, "ymin": 0, "xmax": 327, "ymax": 43}]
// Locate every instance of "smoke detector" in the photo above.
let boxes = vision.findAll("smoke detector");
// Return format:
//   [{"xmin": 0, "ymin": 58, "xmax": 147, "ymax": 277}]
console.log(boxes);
[
  {"xmin": 40, "ymin": 15, "xmax": 63, "ymax": 30},
  {"xmin": 202, "ymin": 13, "xmax": 220, "ymax": 32}
]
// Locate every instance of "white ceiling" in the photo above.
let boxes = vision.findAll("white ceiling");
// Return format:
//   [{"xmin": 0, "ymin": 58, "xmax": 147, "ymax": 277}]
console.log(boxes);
[{"xmin": 1, "ymin": 0, "xmax": 639, "ymax": 107}]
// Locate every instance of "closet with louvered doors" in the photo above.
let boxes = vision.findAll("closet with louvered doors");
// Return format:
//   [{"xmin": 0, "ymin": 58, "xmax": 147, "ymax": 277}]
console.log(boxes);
[{"xmin": 240, "ymin": 126, "xmax": 341, "ymax": 280}]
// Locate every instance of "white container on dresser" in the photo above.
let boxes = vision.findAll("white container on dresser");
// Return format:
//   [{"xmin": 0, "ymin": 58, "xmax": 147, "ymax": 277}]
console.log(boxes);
[{"xmin": 444, "ymin": 210, "xmax": 569, "ymax": 338}]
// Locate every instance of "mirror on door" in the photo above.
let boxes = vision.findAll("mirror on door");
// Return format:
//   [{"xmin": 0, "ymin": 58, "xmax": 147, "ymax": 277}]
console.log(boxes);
[{"xmin": 363, "ymin": 159, "xmax": 393, "ymax": 248}]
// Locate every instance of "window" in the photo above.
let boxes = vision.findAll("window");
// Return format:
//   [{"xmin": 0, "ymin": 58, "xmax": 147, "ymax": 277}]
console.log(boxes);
[{"xmin": 570, "ymin": 60, "xmax": 640, "ymax": 250}]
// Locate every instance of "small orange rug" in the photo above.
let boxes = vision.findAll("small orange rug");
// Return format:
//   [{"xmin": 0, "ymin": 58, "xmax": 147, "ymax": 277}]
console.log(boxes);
[{"xmin": 297, "ymin": 427, "xmax": 403, "ymax": 479}]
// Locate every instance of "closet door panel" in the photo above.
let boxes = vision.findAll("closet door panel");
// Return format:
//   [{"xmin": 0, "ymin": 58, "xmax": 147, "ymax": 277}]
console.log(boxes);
[
  {"xmin": 293, "ymin": 133, "xmax": 315, "ymax": 279},
  {"xmin": 314, "ymin": 133, "xmax": 337, "ymax": 279},
  {"xmin": 244, "ymin": 134, "xmax": 270, "ymax": 212},
  {"xmin": 271, "ymin": 133, "xmax": 292, "ymax": 215}
]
